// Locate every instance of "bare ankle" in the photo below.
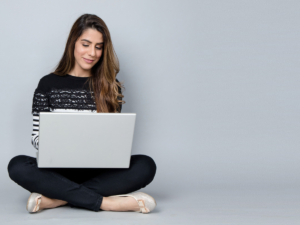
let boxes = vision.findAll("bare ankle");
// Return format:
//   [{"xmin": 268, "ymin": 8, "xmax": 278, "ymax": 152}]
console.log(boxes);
[
  {"xmin": 39, "ymin": 196, "xmax": 67, "ymax": 209},
  {"xmin": 100, "ymin": 197, "xmax": 114, "ymax": 211},
  {"xmin": 100, "ymin": 196, "xmax": 139, "ymax": 212}
]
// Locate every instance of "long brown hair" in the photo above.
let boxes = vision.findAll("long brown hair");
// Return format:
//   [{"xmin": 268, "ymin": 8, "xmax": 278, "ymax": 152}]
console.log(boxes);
[{"xmin": 52, "ymin": 13, "xmax": 125, "ymax": 113}]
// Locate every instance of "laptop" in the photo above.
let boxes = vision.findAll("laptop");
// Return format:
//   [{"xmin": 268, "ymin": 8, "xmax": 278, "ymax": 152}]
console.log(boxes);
[{"xmin": 36, "ymin": 112, "xmax": 136, "ymax": 168}]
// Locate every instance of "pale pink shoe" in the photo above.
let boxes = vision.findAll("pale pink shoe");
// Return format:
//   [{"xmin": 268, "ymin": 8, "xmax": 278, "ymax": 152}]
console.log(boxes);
[
  {"xmin": 26, "ymin": 193, "xmax": 42, "ymax": 213},
  {"xmin": 109, "ymin": 192, "xmax": 157, "ymax": 213}
]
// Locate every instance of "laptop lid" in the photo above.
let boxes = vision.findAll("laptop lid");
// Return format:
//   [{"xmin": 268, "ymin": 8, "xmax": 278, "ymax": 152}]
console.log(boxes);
[{"xmin": 37, "ymin": 112, "xmax": 136, "ymax": 168}]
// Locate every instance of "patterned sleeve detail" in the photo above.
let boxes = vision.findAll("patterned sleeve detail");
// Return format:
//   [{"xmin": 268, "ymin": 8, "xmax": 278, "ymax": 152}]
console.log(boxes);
[
  {"xmin": 31, "ymin": 89, "xmax": 51, "ymax": 150},
  {"xmin": 31, "ymin": 112, "xmax": 40, "ymax": 150},
  {"xmin": 32, "ymin": 90, "xmax": 52, "ymax": 114}
]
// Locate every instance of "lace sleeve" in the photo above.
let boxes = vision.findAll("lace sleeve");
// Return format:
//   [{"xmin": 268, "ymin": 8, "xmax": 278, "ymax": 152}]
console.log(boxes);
[
  {"xmin": 31, "ymin": 89, "xmax": 51, "ymax": 150},
  {"xmin": 32, "ymin": 90, "xmax": 52, "ymax": 114}
]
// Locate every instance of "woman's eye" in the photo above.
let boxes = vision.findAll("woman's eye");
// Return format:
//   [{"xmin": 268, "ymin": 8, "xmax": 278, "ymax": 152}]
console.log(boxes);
[{"xmin": 83, "ymin": 44, "xmax": 102, "ymax": 50}]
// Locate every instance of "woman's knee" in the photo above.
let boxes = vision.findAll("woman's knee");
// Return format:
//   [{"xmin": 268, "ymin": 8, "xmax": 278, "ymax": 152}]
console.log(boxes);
[
  {"xmin": 131, "ymin": 154, "xmax": 157, "ymax": 183},
  {"xmin": 7, "ymin": 155, "xmax": 30, "ymax": 183}
]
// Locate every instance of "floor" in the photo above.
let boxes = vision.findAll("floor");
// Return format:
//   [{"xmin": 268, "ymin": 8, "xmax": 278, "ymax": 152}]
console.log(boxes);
[{"xmin": 1, "ymin": 186, "xmax": 300, "ymax": 225}]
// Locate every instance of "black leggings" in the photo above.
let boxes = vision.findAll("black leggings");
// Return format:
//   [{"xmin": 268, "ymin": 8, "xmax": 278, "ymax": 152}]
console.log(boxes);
[{"xmin": 7, "ymin": 154, "xmax": 157, "ymax": 212}]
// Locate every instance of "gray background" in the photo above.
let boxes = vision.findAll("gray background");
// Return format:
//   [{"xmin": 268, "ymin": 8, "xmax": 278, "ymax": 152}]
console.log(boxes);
[{"xmin": 1, "ymin": 0, "xmax": 299, "ymax": 224}]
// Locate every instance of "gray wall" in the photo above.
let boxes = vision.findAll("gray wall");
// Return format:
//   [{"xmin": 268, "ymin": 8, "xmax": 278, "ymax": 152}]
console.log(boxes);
[{"xmin": 1, "ymin": 0, "xmax": 299, "ymax": 195}]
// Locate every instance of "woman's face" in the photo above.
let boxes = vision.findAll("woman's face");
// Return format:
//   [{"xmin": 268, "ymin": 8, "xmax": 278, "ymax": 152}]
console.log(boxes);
[{"xmin": 73, "ymin": 28, "xmax": 104, "ymax": 71}]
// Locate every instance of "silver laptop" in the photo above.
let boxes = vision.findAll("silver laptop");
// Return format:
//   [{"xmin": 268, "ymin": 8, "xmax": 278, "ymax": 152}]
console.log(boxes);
[{"xmin": 36, "ymin": 112, "xmax": 136, "ymax": 168}]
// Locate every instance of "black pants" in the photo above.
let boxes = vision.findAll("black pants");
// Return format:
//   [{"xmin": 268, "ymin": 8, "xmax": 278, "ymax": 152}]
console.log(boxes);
[{"xmin": 7, "ymin": 154, "xmax": 157, "ymax": 212}]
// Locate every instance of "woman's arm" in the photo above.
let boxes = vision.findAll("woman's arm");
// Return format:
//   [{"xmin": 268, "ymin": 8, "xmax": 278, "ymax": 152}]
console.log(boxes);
[
  {"xmin": 31, "ymin": 78, "xmax": 51, "ymax": 150},
  {"xmin": 31, "ymin": 112, "xmax": 40, "ymax": 150}
]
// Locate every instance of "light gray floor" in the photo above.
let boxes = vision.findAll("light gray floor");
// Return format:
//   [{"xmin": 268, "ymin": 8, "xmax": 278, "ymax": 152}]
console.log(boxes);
[{"xmin": 1, "ymin": 186, "xmax": 300, "ymax": 225}]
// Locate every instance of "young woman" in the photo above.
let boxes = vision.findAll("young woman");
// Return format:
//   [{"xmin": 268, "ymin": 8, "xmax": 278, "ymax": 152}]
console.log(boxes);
[{"xmin": 7, "ymin": 14, "xmax": 157, "ymax": 214}]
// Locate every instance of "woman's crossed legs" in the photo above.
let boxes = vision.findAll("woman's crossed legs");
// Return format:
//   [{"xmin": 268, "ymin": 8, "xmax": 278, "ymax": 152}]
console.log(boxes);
[{"xmin": 7, "ymin": 154, "xmax": 157, "ymax": 212}]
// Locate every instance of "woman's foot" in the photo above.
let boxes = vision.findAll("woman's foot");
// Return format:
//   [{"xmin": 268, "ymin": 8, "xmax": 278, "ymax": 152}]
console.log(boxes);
[
  {"xmin": 38, "ymin": 195, "xmax": 68, "ymax": 210},
  {"xmin": 100, "ymin": 196, "xmax": 140, "ymax": 212},
  {"xmin": 100, "ymin": 192, "xmax": 157, "ymax": 213}
]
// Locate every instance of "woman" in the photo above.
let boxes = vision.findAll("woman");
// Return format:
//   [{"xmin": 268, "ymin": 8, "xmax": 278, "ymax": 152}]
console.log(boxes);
[{"xmin": 7, "ymin": 14, "xmax": 157, "ymax": 214}]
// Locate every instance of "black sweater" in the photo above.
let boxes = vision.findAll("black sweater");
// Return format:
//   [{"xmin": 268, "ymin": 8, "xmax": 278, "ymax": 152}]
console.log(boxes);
[{"xmin": 31, "ymin": 73, "xmax": 122, "ymax": 150}]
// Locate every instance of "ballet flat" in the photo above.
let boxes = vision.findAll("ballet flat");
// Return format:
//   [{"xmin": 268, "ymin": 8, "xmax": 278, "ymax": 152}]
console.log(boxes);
[
  {"xmin": 26, "ymin": 192, "xmax": 42, "ymax": 213},
  {"xmin": 109, "ymin": 192, "xmax": 157, "ymax": 213}
]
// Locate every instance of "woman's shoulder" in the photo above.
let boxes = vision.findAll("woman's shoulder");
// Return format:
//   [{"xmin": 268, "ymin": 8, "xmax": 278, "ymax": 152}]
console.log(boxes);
[
  {"xmin": 39, "ymin": 72, "xmax": 58, "ymax": 82},
  {"xmin": 35, "ymin": 73, "xmax": 60, "ymax": 92}
]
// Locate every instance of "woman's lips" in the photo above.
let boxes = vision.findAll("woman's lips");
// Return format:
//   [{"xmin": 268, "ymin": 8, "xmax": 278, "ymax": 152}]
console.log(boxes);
[{"xmin": 83, "ymin": 58, "xmax": 94, "ymax": 63}]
